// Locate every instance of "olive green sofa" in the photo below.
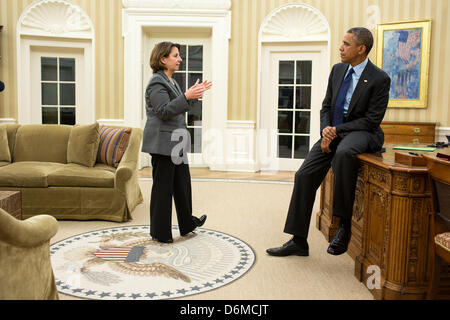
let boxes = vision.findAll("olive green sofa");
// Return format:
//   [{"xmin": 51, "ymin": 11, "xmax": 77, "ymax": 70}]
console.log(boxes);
[{"xmin": 0, "ymin": 124, "xmax": 143, "ymax": 222}]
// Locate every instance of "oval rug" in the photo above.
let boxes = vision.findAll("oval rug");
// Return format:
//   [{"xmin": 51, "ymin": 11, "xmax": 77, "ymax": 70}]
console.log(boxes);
[{"xmin": 50, "ymin": 225, "xmax": 256, "ymax": 300}]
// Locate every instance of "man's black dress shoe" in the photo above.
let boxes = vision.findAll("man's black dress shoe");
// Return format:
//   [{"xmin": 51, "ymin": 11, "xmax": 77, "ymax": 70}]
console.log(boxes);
[
  {"xmin": 152, "ymin": 237, "xmax": 173, "ymax": 244},
  {"xmin": 266, "ymin": 239, "xmax": 309, "ymax": 257},
  {"xmin": 327, "ymin": 227, "xmax": 351, "ymax": 255}
]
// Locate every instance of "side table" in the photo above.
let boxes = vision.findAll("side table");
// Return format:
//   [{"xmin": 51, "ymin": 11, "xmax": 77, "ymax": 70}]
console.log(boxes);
[{"xmin": 0, "ymin": 191, "xmax": 22, "ymax": 220}]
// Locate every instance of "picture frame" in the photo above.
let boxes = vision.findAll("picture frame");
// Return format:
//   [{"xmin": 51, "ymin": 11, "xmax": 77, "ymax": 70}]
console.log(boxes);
[{"xmin": 376, "ymin": 19, "xmax": 431, "ymax": 108}]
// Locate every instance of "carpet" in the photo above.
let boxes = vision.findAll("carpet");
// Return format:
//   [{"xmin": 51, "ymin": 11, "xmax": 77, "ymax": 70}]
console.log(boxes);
[{"xmin": 50, "ymin": 225, "xmax": 256, "ymax": 300}]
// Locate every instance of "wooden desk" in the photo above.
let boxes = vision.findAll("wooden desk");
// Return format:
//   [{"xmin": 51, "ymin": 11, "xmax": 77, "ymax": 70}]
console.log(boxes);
[{"xmin": 316, "ymin": 145, "xmax": 450, "ymax": 299}]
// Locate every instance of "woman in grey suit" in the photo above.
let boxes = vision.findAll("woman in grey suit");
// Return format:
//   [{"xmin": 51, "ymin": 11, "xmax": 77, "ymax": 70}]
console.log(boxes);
[{"xmin": 142, "ymin": 42, "xmax": 212, "ymax": 243}]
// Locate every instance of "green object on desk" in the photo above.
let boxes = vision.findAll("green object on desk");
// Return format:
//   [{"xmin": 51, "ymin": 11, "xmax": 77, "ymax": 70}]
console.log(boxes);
[{"xmin": 393, "ymin": 146, "xmax": 436, "ymax": 152}]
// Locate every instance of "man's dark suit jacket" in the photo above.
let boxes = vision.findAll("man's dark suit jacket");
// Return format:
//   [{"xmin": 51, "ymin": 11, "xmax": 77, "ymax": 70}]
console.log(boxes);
[{"xmin": 320, "ymin": 59, "xmax": 391, "ymax": 146}]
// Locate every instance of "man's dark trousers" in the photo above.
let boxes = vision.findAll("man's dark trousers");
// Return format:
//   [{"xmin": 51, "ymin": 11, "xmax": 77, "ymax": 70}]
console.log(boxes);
[{"xmin": 283, "ymin": 130, "xmax": 381, "ymax": 238}]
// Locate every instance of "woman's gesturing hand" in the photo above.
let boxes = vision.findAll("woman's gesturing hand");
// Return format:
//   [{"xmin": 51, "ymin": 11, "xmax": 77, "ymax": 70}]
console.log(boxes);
[{"xmin": 184, "ymin": 79, "xmax": 213, "ymax": 100}]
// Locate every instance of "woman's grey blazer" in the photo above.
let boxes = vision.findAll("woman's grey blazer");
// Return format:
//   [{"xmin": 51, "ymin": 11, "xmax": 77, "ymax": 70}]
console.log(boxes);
[{"xmin": 142, "ymin": 71, "xmax": 197, "ymax": 157}]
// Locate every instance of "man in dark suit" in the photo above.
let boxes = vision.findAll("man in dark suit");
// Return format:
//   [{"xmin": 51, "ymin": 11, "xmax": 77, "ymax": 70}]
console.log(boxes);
[{"xmin": 267, "ymin": 27, "xmax": 391, "ymax": 257}]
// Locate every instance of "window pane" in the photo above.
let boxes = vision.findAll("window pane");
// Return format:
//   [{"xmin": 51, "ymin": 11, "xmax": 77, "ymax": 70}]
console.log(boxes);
[
  {"xmin": 173, "ymin": 72, "xmax": 186, "ymax": 92},
  {"xmin": 60, "ymin": 107, "xmax": 76, "ymax": 125},
  {"xmin": 279, "ymin": 61, "xmax": 294, "ymax": 84},
  {"xmin": 295, "ymin": 111, "xmax": 311, "ymax": 134},
  {"xmin": 278, "ymin": 135, "xmax": 292, "ymax": 159},
  {"xmin": 188, "ymin": 73, "xmax": 202, "ymax": 88},
  {"xmin": 188, "ymin": 127, "xmax": 202, "ymax": 154},
  {"xmin": 188, "ymin": 45, "xmax": 203, "ymax": 71},
  {"xmin": 278, "ymin": 87, "xmax": 294, "ymax": 109},
  {"xmin": 278, "ymin": 111, "xmax": 293, "ymax": 134},
  {"xmin": 188, "ymin": 100, "xmax": 202, "ymax": 126},
  {"xmin": 179, "ymin": 45, "xmax": 187, "ymax": 71},
  {"xmin": 41, "ymin": 57, "xmax": 57, "ymax": 81},
  {"xmin": 60, "ymin": 83, "xmax": 75, "ymax": 105},
  {"xmin": 42, "ymin": 107, "xmax": 58, "ymax": 124},
  {"xmin": 295, "ymin": 87, "xmax": 311, "ymax": 109},
  {"xmin": 294, "ymin": 136, "xmax": 309, "ymax": 159},
  {"xmin": 60, "ymin": 58, "xmax": 75, "ymax": 81},
  {"xmin": 42, "ymin": 83, "xmax": 58, "ymax": 105},
  {"xmin": 296, "ymin": 61, "xmax": 312, "ymax": 84}
]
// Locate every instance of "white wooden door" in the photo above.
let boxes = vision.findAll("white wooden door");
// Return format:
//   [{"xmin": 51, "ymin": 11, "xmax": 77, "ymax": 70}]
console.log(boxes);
[
  {"xmin": 31, "ymin": 48, "xmax": 85, "ymax": 125},
  {"xmin": 260, "ymin": 44, "xmax": 328, "ymax": 171}
]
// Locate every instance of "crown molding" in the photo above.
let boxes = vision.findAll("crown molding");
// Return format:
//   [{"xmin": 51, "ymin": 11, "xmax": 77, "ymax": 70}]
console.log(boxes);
[{"xmin": 122, "ymin": 0, "xmax": 231, "ymax": 10}]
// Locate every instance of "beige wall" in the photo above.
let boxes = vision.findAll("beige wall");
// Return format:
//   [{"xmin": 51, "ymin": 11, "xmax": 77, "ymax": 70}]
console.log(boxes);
[
  {"xmin": 0, "ymin": 0, "xmax": 124, "ymax": 121},
  {"xmin": 0, "ymin": 0, "xmax": 449, "ymax": 126},
  {"xmin": 228, "ymin": 0, "xmax": 450, "ymax": 126}
]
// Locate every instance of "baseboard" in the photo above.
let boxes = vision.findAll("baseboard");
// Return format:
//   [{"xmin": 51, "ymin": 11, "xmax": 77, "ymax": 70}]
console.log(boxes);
[
  {"xmin": 96, "ymin": 119, "xmax": 126, "ymax": 126},
  {"xmin": 0, "ymin": 118, "xmax": 17, "ymax": 124}
]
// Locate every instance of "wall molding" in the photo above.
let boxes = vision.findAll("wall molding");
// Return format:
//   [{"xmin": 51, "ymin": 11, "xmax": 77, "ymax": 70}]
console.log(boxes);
[
  {"xmin": 96, "ymin": 119, "xmax": 126, "ymax": 127},
  {"xmin": 19, "ymin": 0, "xmax": 93, "ymax": 39},
  {"xmin": 224, "ymin": 120, "xmax": 258, "ymax": 172},
  {"xmin": 0, "ymin": 118, "xmax": 17, "ymax": 124},
  {"xmin": 260, "ymin": 3, "xmax": 329, "ymax": 42},
  {"xmin": 122, "ymin": 0, "xmax": 231, "ymax": 10}
]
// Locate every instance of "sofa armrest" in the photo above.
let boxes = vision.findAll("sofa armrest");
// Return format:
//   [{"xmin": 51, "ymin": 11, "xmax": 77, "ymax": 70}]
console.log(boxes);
[
  {"xmin": 0, "ymin": 208, "xmax": 58, "ymax": 247},
  {"xmin": 115, "ymin": 127, "xmax": 143, "ymax": 189}
]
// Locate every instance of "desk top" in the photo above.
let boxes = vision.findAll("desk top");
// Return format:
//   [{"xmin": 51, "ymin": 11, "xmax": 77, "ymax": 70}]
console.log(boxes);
[{"xmin": 357, "ymin": 144, "xmax": 450, "ymax": 173}]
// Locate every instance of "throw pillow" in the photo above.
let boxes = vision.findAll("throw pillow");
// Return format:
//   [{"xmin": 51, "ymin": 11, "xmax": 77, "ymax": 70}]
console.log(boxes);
[
  {"xmin": 0, "ymin": 125, "xmax": 11, "ymax": 163},
  {"xmin": 97, "ymin": 126, "xmax": 131, "ymax": 168},
  {"xmin": 67, "ymin": 123, "xmax": 100, "ymax": 167}
]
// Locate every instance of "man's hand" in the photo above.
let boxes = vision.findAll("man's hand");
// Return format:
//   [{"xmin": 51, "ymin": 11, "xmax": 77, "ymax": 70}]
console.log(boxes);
[
  {"xmin": 322, "ymin": 126, "xmax": 337, "ymax": 141},
  {"xmin": 321, "ymin": 137, "xmax": 332, "ymax": 153}
]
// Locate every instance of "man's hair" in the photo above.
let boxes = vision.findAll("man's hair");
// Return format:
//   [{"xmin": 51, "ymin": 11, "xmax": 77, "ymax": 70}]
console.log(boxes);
[
  {"xmin": 347, "ymin": 27, "xmax": 374, "ymax": 55},
  {"xmin": 149, "ymin": 42, "xmax": 181, "ymax": 73}
]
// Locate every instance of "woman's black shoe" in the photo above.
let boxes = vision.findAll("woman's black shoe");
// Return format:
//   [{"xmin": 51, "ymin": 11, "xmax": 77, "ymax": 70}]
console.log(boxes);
[
  {"xmin": 194, "ymin": 215, "xmax": 207, "ymax": 227},
  {"xmin": 152, "ymin": 237, "xmax": 173, "ymax": 244}
]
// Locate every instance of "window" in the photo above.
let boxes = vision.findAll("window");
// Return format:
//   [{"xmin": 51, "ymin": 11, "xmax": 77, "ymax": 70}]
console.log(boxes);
[
  {"xmin": 173, "ymin": 45, "xmax": 203, "ymax": 153},
  {"xmin": 41, "ymin": 57, "xmax": 76, "ymax": 125},
  {"xmin": 277, "ymin": 60, "xmax": 312, "ymax": 159}
]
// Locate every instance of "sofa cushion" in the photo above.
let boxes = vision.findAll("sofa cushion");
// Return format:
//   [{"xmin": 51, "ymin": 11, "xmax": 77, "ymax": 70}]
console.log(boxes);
[
  {"xmin": 47, "ymin": 163, "xmax": 115, "ymax": 188},
  {"xmin": 97, "ymin": 126, "xmax": 131, "ymax": 168},
  {"xmin": 0, "ymin": 162, "xmax": 64, "ymax": 187},
  {"xmin": 0, "ymin": 126, "xmax": 11, "ymax": 162},
  {"xmin": 67, "ymin": 123, "xmax": 100, "ymax": 167},
  {"xmin": 14, "ymin": 125, "xmax": 72, "ymax": 164}
]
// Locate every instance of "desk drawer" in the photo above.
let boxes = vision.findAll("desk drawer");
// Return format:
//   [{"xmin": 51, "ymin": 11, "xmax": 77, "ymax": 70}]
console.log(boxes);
[
  {"xmin": 384, "ymin": 134, "xmax": 435, "ymax": 144},
  {"xmin": 381, "ymin": 122, "xmax": 436, "ymax": 144}
]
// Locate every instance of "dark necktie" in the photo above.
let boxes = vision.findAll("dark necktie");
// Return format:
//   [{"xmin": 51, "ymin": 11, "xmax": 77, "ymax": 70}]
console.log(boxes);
[{"xmin": 332, "ymin": 68, "xmax": 354, "ymax": 126}]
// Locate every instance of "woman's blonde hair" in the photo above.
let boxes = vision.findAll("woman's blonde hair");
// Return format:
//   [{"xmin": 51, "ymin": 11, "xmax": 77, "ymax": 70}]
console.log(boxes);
[{"xmin": 149, "ymin": 42, "xmax": 181, "ymax": 73}]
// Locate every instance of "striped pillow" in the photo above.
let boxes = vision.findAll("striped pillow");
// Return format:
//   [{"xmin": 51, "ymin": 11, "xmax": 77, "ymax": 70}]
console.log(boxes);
[{"xmin": 97, "ymin": 126, "xmax": 132, "ymax": 168}]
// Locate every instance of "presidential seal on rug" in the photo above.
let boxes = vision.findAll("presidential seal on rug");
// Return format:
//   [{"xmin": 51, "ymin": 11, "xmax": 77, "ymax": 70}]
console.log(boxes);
[{"xmin": 50, "ymin": 226, "xmax": 256, "ymax": 300}]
